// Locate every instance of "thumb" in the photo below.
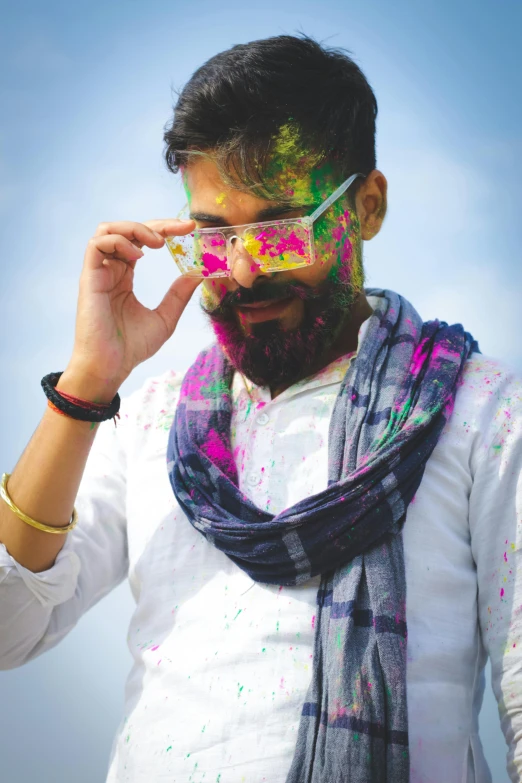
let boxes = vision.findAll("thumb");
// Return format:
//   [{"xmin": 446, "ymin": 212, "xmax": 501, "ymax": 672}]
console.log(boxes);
[{"xmin": 155, "ymin": 275, "xmax": 202, "ymax": 337}]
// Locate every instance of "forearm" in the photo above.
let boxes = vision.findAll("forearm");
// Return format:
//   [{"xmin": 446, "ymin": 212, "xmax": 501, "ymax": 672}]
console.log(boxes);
[{"xmin": 0, "ymin": 368, "xmax": 118, "ymax": 573}]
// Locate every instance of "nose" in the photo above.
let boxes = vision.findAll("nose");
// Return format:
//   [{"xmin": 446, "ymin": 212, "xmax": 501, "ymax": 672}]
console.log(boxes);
[{"xmin": 227, "ymin": 236, "xmax": 272, "ymax": 289}]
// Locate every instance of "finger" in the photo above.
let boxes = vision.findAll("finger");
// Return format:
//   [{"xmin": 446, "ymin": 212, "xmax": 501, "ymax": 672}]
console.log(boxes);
[
  {"xmin": 154, "ymin": 275, "xmax": 202, "ymax": 337},
  {"xmin": 142, "ymin": 218, "xmax": 195, "ymax": 238},
  {"xmin": 86, "ymin": 234, "xmax": 144, "ymax": 270},
  {"xmin": 93, "ymin": 221, "xmax": 169, "ymax": 250}
]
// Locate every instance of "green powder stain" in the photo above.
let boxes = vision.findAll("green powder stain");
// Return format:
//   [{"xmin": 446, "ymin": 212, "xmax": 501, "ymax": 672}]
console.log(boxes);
[
  {"xmin": 166, "ymin": 746, "xmax": 172, "ymax": 752},
  {"xmin": 262, "ymin": 647, "xmax": 266, "ymax": 653},
  {"xmin": 201, "ymin": 724, "xmax": 206, "ymax": 733},
  {"xmin": 233, "ymin": 609, "xmax": 242, "ymax": 621},
  {"xmin": 237, "ymin": 683, "xmax": 244, "ymax": 698},
  {"xmin": 125, "ymin": 734, "xmax": 130, "ymax": 744},
  {"xmin": 217, "ymin": 776, "xmax": 221, "ymax": 782},
  {"xmin": 276, "ymin": 621, "xmax": 280, "ymax": 632},
  {"xmin": 492, "ymin": 444, "xmax": 502, "ymax": 452}
]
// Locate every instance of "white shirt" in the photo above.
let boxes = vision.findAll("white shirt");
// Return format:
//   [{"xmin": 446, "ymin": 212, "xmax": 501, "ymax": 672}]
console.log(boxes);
[{"xmin": 1, "ymin": 300, "xmax": 522, "ymax": 783}]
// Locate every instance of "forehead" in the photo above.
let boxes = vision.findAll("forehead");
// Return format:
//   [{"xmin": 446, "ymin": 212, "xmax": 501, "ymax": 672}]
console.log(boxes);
[{"xmin": 183, "ymin": 154, "xmax": 336, "ymax": 209}]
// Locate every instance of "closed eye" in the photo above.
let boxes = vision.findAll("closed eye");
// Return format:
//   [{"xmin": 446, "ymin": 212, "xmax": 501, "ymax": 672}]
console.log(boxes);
[{"xmin": 190, "ymin": 204, "xmax": 315, "ymax": 229}]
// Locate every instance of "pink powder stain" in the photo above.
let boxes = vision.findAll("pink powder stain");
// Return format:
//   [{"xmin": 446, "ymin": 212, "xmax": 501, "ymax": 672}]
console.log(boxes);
[
  {"xmin": 340, "ymin": 238, "xmax": 353, "ymax": 265},
  {"xmin": 504, "ymin": 552, "xmax": 508, "ymax": 562},
  {"xmin": 210, "ymin": 235, "xmax": 226, "ymax": 247},
  {"xmin": 311, "ymin": 615, "xmax": 316, "ymax": 630},
  {"xmin": 331, "ymin": 226, "xmax": 344, "ymax": 242},
  {"xmin": 431, "ymin": 342, "xmax": 460, "ymax": 364},
  {"xmin": 255, "ymin": 228, "xmax": 307, "ymax": 259},
  {"xmin": 201, "ymin": 252, "xmax": 228, "ymax": 276},
  {"xmin": 500, "ymin": 588, "xmax": 505, "ymax": 598},
  {"xmin": 150, "ymin": 645, "xmax": 160, "ymax": 651},
  {"xmin": 410, "ymin": 337, "xmax": 430, "ymax": 377},
  {"xmin": 203, "ymin": 428, "xmax": 236, "ymax": 478},
  {"xmin": 279, "ymin": 677, "xmax": 285, "ymax": 689}
]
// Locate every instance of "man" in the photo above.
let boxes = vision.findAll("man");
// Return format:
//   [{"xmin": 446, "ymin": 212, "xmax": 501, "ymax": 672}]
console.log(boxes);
[{"xmin": 0, "ymin": 34, "xmax": 520, "ymax": 783}]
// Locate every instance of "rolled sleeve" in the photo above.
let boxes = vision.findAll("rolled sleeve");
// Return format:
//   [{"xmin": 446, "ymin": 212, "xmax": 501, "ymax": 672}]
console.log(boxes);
[{"xmin": 0, "ymin": 399, "xmax": 132, "ymax": 670}]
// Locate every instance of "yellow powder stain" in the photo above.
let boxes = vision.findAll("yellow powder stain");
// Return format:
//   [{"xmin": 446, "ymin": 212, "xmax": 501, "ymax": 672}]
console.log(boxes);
[
  {"xmin": 241, "ymin": 233, "xmax": 263, "ymax": 258},
  {"xmin": 216, "ymin": 192, "xmax": 226, "ymax": 207},
  {"xmin": 272, "ymin": 123, "xmax": 301, "ymax": 157},
  {"xmin": 165, "ymin": 239, "xmax": 185, "ymax": 257}
]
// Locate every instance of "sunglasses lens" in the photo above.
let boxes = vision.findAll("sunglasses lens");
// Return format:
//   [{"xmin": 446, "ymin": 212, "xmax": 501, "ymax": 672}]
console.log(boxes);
[
  {"xmin": 166, "ymin": 221, "xmax": 313, "ymax": 277},
  {"xmin": 242, "ymin": 221, "xmax": 313, "ymax": 271},
  {"xmin": 166, "ymin": 230, "xmax": 229, "ymax": 277}
]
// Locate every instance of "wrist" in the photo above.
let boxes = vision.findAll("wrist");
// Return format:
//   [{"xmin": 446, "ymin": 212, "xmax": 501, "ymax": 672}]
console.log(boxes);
[{"xmin": 59, "ymin": 365, "xmax": 122, "ymax": 405}]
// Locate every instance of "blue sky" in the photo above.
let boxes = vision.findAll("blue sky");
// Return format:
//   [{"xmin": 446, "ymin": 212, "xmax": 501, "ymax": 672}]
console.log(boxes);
[{"xmin": 1, "ymin": 1, "xmax": 521, "ymax": 781}]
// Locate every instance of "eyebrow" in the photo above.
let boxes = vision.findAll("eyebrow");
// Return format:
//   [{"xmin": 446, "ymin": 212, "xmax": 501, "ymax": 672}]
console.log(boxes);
[{"xmin": 189, "ymin": 203, "xmax": 313, "ymax": 226}]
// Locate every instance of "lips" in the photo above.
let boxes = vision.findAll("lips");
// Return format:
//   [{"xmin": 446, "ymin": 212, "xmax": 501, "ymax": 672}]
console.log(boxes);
[
  {"xmin": 236, "ymin": 296, "xmax": 294, "ymax": 323},
  {"xmin": 238, "ymin": 297, "xmax": 290, "ymax": 309}
]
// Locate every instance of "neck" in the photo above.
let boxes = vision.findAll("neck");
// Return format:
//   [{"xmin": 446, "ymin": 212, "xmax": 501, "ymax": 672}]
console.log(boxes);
[{"xmin": 270, "ymin": 292, "xmax": 374, "ymax": 399}]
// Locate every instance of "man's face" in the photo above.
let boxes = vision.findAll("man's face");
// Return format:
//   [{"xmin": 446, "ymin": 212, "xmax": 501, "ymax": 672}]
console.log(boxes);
[{"xmin": 183, "ymin": 151, "xmax": 365, "ymax": 390}]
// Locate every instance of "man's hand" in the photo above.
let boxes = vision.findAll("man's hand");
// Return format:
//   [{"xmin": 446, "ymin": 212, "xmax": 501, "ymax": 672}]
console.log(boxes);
[{"xmin": 66, "ymin": 218, "xmax": 200, "ymax": 398}]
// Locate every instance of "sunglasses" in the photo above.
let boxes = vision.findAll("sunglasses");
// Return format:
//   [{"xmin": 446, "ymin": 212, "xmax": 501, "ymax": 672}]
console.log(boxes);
[{"xmin": 165, "ymin": 172, "xmax": 362, "ymax": 278}]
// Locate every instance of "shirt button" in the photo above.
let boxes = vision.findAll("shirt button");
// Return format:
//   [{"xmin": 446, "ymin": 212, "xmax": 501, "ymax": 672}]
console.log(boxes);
[
  {"xmin": 257, "ymin": 412, "xmax": 269, "ymax": 425},
  {"xmin": 247, "ymin": 474, "xmax": 259, "ymax": 487}
]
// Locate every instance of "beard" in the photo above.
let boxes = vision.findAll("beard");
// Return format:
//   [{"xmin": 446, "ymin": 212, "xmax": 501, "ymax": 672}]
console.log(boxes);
[{"xmin": 201, "ymin": 258, "xmax": 363, "ymax": 390}]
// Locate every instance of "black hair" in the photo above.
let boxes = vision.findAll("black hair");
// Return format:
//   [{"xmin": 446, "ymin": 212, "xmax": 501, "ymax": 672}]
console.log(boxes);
[{"xmin": 164, "ymin": 34, "xmax": 377, "ymax": 197}]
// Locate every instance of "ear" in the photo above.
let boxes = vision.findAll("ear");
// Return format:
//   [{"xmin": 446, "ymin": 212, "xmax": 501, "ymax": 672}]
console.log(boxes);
[{"xmin": 355, "ymin": 170, "xmax": 388, "ymax": 240}]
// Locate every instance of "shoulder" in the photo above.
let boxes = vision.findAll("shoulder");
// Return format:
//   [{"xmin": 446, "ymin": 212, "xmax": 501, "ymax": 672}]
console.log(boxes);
[
  {"xmin": 451, "ymin": 352, "xmax": 522, "ymax": 466},
  {"xmin": 456, "ymin": 352, "xmax": 522, "ymax": 422}
]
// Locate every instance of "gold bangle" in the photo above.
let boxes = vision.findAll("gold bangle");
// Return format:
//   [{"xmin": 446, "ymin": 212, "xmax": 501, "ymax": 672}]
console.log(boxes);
[{"xmin": 0, "ymin": 473, "xmax": 78, "ymax": 535}]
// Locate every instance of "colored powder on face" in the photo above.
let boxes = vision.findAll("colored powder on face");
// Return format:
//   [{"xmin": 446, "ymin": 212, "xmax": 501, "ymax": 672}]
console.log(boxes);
[
  {"xmin": 181, "ymin": 167, "xmax": 192, "ymax": 207},
  {"xmin": 263, "ymin": 122, "xmax": 327, "ymax": 205},
  {"xmin": 216, "ymin": 192, "xmax": 226, "ymax": 206}
]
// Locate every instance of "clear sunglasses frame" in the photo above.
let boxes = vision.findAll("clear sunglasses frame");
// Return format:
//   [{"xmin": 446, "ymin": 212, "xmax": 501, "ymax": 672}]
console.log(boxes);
[{"xmin": 165, "ymin": 172, "xmax": 363, "ymax": 278}]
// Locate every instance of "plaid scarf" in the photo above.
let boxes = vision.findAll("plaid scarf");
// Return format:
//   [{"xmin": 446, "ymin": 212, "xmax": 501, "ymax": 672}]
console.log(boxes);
[{"xmin": 167, "ymin": 289, "xmax": 478, "ymax": 782}]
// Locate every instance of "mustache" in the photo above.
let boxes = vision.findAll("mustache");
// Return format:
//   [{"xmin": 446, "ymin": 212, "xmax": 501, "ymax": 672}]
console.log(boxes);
[{"xmin": 204, "ymin": 279, "xmax": 327, "ymax": 316}]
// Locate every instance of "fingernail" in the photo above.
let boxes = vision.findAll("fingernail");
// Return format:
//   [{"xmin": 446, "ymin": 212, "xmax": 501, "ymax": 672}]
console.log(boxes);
[{"xmin": 153, "ymin": 231, "xmax": 163, "ymax": 240}]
